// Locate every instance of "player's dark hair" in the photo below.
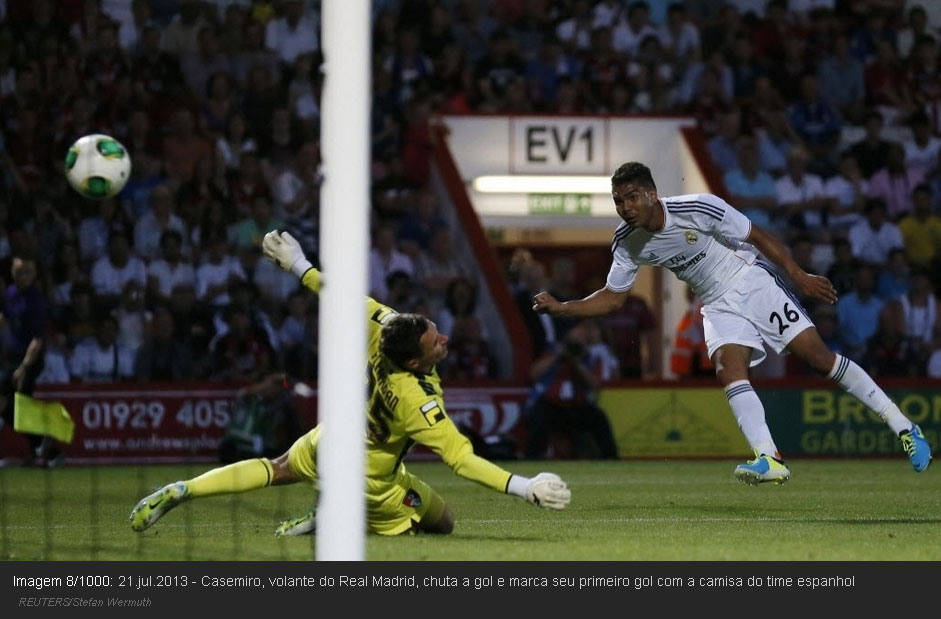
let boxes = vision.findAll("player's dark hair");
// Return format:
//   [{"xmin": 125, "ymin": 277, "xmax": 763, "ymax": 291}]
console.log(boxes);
[
  {"xmin": 381, "ymin": 313, "xmax": 429, "ymax": 369},
  {"xmin": 611, "ymin": 162, "xmax": 657, "ymax": 190}
]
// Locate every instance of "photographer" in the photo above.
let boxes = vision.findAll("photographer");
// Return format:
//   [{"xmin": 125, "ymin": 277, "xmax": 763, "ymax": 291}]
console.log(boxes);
[{"xmin": 523, "ymin": 320, "xmax": 618, "ymax": 460}]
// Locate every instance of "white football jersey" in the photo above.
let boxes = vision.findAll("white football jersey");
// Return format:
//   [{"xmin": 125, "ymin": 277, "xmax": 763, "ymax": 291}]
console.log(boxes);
[{"xmin": 606, "ymin": 193, "xmax": 758, "ymax": 303}]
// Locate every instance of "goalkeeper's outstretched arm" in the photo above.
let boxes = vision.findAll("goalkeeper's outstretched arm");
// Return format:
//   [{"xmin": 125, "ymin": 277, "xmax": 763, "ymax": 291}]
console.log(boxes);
[
  {"xmin": 262, "ymin": 230, "xmax": 322, "ymax": 293},
  {"xmin": 412, "ymin": 410, "xmax": 571, "ymax": 510}
]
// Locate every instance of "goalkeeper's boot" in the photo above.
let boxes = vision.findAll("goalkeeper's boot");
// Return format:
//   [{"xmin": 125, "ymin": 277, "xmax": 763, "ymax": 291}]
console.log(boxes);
[
  {"xmin": 275, "ymin": 510, "xmax": 316, "ymax": 537},
  {"xmin": 899, "ymin": 424, "xmax": 932, "ymax": 472},
  {"xmin": 129, "ymin": 482, "xmax": 189, "ymax": 532},
  {"xmin": 734, "ymin": 454, "xmax": 790, "ymax": 486}
]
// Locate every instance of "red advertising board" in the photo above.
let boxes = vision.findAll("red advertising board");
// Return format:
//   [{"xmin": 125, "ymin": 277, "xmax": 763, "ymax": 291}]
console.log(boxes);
[{"xmin": 0, "ymin": 383, "xmax": 529, "ymax": 465}]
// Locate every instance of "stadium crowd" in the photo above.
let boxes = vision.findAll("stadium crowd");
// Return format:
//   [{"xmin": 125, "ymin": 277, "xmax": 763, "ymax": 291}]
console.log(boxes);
[{"xmin": 0, "ymin": 0, "xmax": 939, "ymax": 386}]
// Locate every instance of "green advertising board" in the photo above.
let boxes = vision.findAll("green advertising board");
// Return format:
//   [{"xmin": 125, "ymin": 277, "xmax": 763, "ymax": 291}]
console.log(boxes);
[{"xmin": 600, "ymin": 386, "xmax": 941, "ymax": 458}]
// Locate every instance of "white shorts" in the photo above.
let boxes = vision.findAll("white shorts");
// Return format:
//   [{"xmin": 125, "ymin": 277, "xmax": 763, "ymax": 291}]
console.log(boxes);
[{"xmin": 702, "ymin": 263, "xmax": 814, "ymax": 367}]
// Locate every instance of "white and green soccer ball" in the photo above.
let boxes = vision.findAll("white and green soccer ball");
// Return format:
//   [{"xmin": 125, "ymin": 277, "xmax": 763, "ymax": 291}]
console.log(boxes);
[{"xmin": 64, "ymin": 134, "xmax": 132, "ymax": 199}]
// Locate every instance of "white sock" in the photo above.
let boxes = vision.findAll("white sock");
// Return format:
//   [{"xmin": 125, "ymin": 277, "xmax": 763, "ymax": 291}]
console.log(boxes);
[
  {"xmin": 725, "ymin": 380, "xmax": 778, "ymax": 458},
  {"xmin": 828, "ymin": 354, "xmax": 912, "ymax": 435}
]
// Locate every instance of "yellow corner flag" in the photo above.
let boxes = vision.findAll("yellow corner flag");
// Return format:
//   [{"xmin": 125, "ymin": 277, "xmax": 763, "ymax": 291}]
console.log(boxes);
[{"xmin": 13, "ymin": 392, "xmax": 75, "ymax": 444}]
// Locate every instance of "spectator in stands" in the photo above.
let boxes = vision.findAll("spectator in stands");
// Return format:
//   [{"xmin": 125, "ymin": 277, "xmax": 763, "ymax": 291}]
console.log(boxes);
[
  {"xmin": 134, "ymin": 306, "xmax": 192, "ymax": 382},
  {"xmin": 209, "ymin": 307, "xmax": 274, "ymax": 382},
  {"xmin": 369, "ymin": 223, "xmax": 414, "ymax": 302},
  {"xmin": 927, "ymin": 149, "xmax": 941, "ymax": 212},
  {"xmin": 707, "ymin": 107, "xmax": 742, "ymax": 173},
  {"xmin": 121, "ymin": 151, "xmax": 166, "ymax": 222},
  {"xmin": 864, "ymin": 38, "xmax": 911, "ymax": 112},
  {"xmin": 277, "ymin": 289, "xmax": 311, "ymax": 357},
  {"xmin": 146, "ymin": 230, "xmax": 195, "ymax": 306},
  {"xmin": 397, "ymin": 188, "xmax": 446, "ymax": 260},
  {"xmin": 78, "ymin": 198, "xmax": 124, "ymax": 264},
  {"xmin": 849, "ymin": 109, "xmax": 895, "ymax": 178},
  {"xmin": 200, "ymin": 71, "xmax": 239, "ymax": 138},
  {"xmin": 36, "ymin": 333, "xmax": 71, "ymax": 386},
  {"xmin": 836, "ymin": 264, "xmax": 884, "ymax": 362},
  {"xmin": 822, "ymin": 151, "xmax": 867, "ymax": 234},
  {"xmin": 602, "ymin": 284, "xmax": 657, "ymax": 380},
  {"xmin": 849, "ymin": 8, "xmax": 894, "ymax": 64},
  {"xmin": 47, "ymin": 241, "xmax": 82, "ymax": 309},
  {"xmin": 728, "ymin": 31, "xmax": 762, "ymax": 99},
  {"xmin": 272, "ymin": 142, "xmax": 319, "ymax": 256},
  {"xmin": 229, "ymin": 151, "xmax": 270, "ymax": 219},
  {"xmin": 659, "ymin": 2, "xmax": 701, "ymax": 64},
  {"xmin": 775, "ymin": 146, "xmax": 827, "ymax": 234},
  {"xmin": 670, "ymin": 286, "xmax": 712, "ymax": 378},
  {"xmin": 897, "ymin": 184, "xmax": 941, "ymax": 271},
  {"xmin": 61, "ymin": 282, "xmax": 97, "ymax": 350},
  {"xmin": 384, "ymin": 28, "xmax": 433, "ymax": 105},
  {"xmin": 523, "ymin": 320, "xmax": 618, "ymax": 460},
  {"xmin": 168, "ymin": 283, "xmax": 214, "ymax": 377},
  {"xmin": 133, "ymin": 24, "xmax": 186, "ymax": 126},
  {"xmin": 555, "ymin": 0, "xmax": 594, "ymax": 54},
  {"xmin": 133, "ymin": 184, "xmax": 187, "ymax": 262},
  {"xmin": 415, "ymin": 226, "xmax": 474, "ymax": 308},
  {"xmin": 233, "ymin": 194, "xmax": 283, "ymax": 251},
  {"xmin": 898, "ymin": 267, "xmax": 936, "ymax": 362},
  {"xmin": 817, "ymin": 32, "xmax": 865, "ymax": 124},
  {"xmin": 253, "ymin": 250, "xmax": 300, "ymax": 309},
  {"xmin": 69, "ymin": 314, "xmax": 136, "ymax": 383},
  {"xmin": 90, "ymin": 227, "xmax": 147, "ymax": 309},
  {"xmin": 787, "ymin": 73, "xmax": 842, "ymax": 173},
  {"xmin": 216, "ymin": 112, "xmax": 257, "ymax": 171},
  {"xmin": 161, "ymin": 107, "xmax": 213, "ymax": 186},
  {"xmin": 898, "ymin": 5, "xmax": 931, "ymax": 59},
  {"xmin": 876, "ymin": 248, "xmax": 911, "ymax": 300},
  {"xmin": 437, "ymin": 276, "xmax": 485, "ymax": 341},
  {"xmin": 612, "ymin": 1, "xmax": 658, "ymax": 57},
  {"xmin": 113, "ymin": 280, "xmax": 151, "ymax": 359},
  {"xmin": 582, "ymin": 27, "xmax": 625, "ymax": 110},
  {"xmin": 903, "ymin": 111, "xmax": 941, "ymax": 170},
  {"xmin": 440, "ymin": 316, "xmax": 498, "ymax": 380},
  {"xmin": 863, "ymin": 305, "xmax": 921, "ymax": 378},
  {"xmin": 724, "ymin": 135, "xmax": 778, "ymax": 230},
  {"xmin": 232, "ymin": 17, "xmax": 281, "ymax": 88},
  {"xmin": 264, "ymin": 0, "xmax": 319, "ymax": 65},
  {"xmin": 847, "ymin": 199, "xmax": 904, "ymax": 267},
  {"xmin": 160, "ymin": 0, "xmax": 211, "ymax": 58},
  {"xmin": 905, "ymin": 35, "xmax": 941, "ymax": 128},
  {"xmin": 180, "ymin": 26, "xmax": 232, "ymax": 100},
  {"xmin": 195, "ymin": 234, "xmax": 246, "ymax": 308},
  {"xmin": 371, "ymin": 152, "xmax": 419, "ymax": 221},
  {"xmin": 869, "ymin": 142, "xmax": 927, "ymax": 220}
]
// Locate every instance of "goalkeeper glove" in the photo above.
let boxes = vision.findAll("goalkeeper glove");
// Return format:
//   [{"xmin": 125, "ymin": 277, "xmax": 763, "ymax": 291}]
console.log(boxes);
[
  {"xmin": 508, "ymin": 472, "xmax": 571, "ymax": 510},
  {"xmin": 262, "ymin": 230, "xmax": 313, "ymax": 279}
]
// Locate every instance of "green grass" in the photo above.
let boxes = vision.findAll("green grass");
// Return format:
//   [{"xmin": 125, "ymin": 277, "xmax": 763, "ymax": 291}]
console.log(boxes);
[{"xmin": 2, "ymin": 460, "xmax": 940, "ymax": 561}]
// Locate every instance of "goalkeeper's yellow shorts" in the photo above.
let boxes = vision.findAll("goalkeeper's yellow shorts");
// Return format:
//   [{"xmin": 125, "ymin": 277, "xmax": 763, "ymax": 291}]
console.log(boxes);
[{"xmin": 286, "ymin": 427, "xmax": 446, "ymax": 536}]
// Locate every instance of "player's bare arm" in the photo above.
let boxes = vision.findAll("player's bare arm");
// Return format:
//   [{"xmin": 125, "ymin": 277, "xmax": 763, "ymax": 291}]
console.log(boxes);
[
  {"xmin": 746, "ymin": 224, "xmax": 838, "ymax": 305},
  {"xmin": 532, "ymin": 286, "xmax": 629, "ymax": 317}
]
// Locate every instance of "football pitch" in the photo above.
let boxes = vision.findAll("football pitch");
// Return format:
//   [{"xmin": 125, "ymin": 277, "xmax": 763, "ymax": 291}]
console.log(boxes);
[{"xmin": 2, "ymin": 460, "xmax": 940, "ymax": 561}]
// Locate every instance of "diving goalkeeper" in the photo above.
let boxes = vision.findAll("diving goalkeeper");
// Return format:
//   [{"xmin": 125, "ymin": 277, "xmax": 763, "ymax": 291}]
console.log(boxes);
[{"xmin": 130, "ymin": 231, "xmax": 571, "ymax": 536}]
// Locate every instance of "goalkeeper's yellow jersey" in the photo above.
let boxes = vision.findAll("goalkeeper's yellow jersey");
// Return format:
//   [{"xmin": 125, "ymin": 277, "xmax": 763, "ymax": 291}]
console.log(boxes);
[{"xmin": 300, "ymin": 268, "xmax": 512, "ymax": 494}]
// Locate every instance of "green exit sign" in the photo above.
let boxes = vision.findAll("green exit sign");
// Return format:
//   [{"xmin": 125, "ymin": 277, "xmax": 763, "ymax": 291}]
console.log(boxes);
[{"xmin": 527, "ymin": 193, "xmax": 591, "ymax": 215}]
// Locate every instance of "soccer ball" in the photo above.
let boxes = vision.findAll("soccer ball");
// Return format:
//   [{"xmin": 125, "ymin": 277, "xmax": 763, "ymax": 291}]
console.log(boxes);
[{"xmin": 64, "ymin": 134, "xmax": 132, "ymax": 199}]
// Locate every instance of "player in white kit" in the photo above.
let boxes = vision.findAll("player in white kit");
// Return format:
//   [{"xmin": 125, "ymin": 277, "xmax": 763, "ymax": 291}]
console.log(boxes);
[{"xmin": 533, "ymin": 162, "xmax": 932, "ymax": 484}]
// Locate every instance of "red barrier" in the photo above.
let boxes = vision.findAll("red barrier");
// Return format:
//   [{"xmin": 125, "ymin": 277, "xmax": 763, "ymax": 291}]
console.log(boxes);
[{"xmin": 0, "ymin": 383, "xmax": 528, "ymax": 465}]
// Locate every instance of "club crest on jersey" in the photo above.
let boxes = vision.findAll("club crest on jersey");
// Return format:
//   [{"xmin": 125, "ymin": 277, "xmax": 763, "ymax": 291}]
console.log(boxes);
[
  {"xmin": 403, "ymin": 489, "xmax": 423, "ymax": 508},
  {"xmin": 684, "ymin": 230, "xmax": 698, "ymax": 245}
]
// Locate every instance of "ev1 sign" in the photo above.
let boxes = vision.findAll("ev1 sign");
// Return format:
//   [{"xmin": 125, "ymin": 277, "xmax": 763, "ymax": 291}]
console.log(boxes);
[{"xmin": 510, "ymin": 117, "xmax": 607, "ymax": 175}]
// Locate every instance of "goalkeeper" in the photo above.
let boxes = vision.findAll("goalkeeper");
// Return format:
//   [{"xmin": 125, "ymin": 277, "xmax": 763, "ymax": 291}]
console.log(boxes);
[{"xmin": 130, "ymin": 231, "xmax": 571, "ymax": 536}]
